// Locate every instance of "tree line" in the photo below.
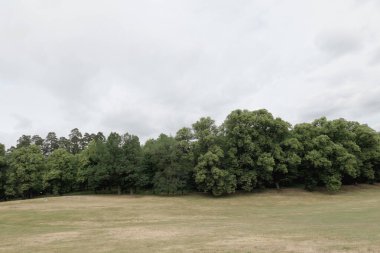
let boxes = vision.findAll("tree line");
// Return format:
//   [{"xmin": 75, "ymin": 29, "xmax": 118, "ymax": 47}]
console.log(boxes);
[{"xmin": 0, "ymin": 109, "xmax": 379, "ymax": 200}]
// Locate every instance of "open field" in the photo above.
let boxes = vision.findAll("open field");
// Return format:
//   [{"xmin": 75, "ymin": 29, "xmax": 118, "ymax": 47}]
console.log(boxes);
[{"xmin": 1, "ymin": 185, "xmax": 380, "ymax": 253}]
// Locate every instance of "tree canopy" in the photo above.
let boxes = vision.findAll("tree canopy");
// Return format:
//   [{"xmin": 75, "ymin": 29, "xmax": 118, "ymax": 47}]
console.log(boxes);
[{"xmin": 0, "ymin": 109, "xmax": 380, "ymax": 200}]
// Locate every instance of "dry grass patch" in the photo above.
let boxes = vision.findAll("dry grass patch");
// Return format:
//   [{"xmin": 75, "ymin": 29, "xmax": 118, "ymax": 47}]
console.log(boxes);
[{"xmin": 1, "ymin": 185, "xmax": 380, "ymax": 252}]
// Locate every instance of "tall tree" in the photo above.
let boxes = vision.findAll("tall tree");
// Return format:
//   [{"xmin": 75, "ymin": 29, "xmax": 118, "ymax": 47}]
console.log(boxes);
[
  {"xmin": 16, "ymin": 135, "xmax": 32, "ymax": 148},
  {"xmin": 69, "ymin": 128, "xmax": 83, "ymax": 154},
  {"xmin": 31, "ymin": 135, "xmax": 44, "ymax": 147},
  {"xmin": 106, "ymin": 132, "xmax": 124, "ymax": 194},
  {"xmin": 82, "ymin": 133, "xmax": 96, "ymax": 149},
  {"xmin": 42, "ymin": 132, "xmax": 60, "ymax": 156},
  {"xmin": 58, "ymin": 137, "xmax": 71, "ymax": 152}
]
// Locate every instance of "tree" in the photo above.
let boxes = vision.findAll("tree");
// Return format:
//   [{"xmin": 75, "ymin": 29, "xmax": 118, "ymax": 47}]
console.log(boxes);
[
  {"xmin": 293, "ymin": 119, "xmax": 358, "ymax": 192},
  {"xmin": 5, "ymin": 145, "xmax": 45, "ymax": 198},
  {"xmin": 274, "ymin": 137, "xmax": 302, "ymax": 188},
  {"xmin": 42, "ymin": 132, "xmax": 59, "ymax": 156},
  {"xmin": 79, "ymin": 139, "xmax": 110, "ymax": 192},
  {"xmin": 31, "ymin": 135, "xmax": 44, "ymax": 147},
  {"xmin": 58, "ymin": 137, "xmax": 71, "ymax": 152},
  {"xmin": 192, "ymin": 117, "xmax": 219, "ymax": 158},
  {"xmin": 194, "ymin": 145, "xmax": 236, "ymax": 196},
  {"xmin": 82, "ymin": 133, "xmax": 96, "ymax": 149},
  {"xmin": 69, "ymin": 128, "xmax": 83, "ymax": 154},
  {"xmin": 0, "ymin": 144, "xmax": 7, "ymax": 200},
  {"xmin": 16, "ymin": 135, "xmax": 32, "ymax": 148},
  {"xmin": 121, "ymin": 133, "xmax": 144, "ymax": 194},
  {"xmin": 43, "ymin": 148, "xmax": 76, "ymax": 195},
  {"xmin": 106, "ymin": 132, "xmax": 124, "ymax": 194},
  {"xmin": 223, "ymin": 109, "xmax": 294, "ymax": 191},
  {"xmin": 193, "ymin": 117, "xmax": 236, "ymax": 196},
  {"xmin": 352, "ymin": 124, "xmax": 380, "ymax": 183},
  {"xmin": 2, "ymin": 109, "xmax": 380, "ymax": 200},
  {"xmin": 144, "ymin": 134, "xmax": 193, "ymax": 195},
  {"xmin": 174, "ymin": 127, "xmax": 195, "ymax": 191}
]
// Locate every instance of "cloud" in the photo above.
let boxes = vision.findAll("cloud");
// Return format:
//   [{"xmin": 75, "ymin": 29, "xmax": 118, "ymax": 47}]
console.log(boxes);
[
  {"xmin": 0, "ymin": 0, "xmax": 380, "ymax": 148},
  {"xmin": 369, "ymin": 48, "xmax": 380, "ymax": 66},
  {"xmin": 315, "ymin": 31, "xmax": 363, "ymax": 59}
]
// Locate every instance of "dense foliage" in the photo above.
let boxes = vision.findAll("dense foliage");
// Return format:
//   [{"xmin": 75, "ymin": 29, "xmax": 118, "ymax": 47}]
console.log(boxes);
[{"xmin": 1, "ymin": 109, "xmax": 380, "ymax": 200}]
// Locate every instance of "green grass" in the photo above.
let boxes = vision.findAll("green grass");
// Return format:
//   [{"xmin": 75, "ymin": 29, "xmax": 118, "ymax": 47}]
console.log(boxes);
[{"xmin": 1, "ymin": 185, "xmax": 380, "ymax": 253}]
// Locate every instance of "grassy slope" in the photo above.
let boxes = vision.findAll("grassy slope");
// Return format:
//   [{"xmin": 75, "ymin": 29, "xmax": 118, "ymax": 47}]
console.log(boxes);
[{"xmin": 1, "ymin": 185, "xmax": 380, "ymax": 253}]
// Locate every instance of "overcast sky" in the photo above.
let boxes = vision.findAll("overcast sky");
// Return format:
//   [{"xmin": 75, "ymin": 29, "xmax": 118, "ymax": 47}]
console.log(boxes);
[{"xmin": 1, "ymin": 0, "xmax": 380, "ymax": 148}]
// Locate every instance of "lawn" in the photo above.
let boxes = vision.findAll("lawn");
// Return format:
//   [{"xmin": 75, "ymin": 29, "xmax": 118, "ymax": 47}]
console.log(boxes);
[{"xmin": 1, "ymin": 185, "xmax": 380, "ymax": 253}]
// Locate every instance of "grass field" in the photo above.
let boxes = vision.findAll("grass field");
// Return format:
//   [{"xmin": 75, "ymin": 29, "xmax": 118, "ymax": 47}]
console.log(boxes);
[{"xmin": 1, "ymin": 185, "xmax": 380, "ymax": 253}]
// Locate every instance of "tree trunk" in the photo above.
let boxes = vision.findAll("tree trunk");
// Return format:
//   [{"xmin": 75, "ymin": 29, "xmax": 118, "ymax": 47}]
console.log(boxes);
[
  {"xmin": 130, "ymin": 187, "xmax": 134, "ymax": 195},
  {"xmin": 117, "ymin": 185, "xmax": 121, "ymax": 195},
  {"xmin": 275, "ymin": 182, "xmax": 280, "ymax": 190}
]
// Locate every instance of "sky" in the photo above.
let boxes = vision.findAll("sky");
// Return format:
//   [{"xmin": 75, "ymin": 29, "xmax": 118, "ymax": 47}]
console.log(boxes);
[{"xmin": 1, "ymin": 0, "xmax": 380, "ymax": 148}]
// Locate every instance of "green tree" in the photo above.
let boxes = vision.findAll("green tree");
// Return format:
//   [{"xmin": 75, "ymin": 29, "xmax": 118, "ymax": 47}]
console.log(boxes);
[
  {"xmin": 193, "ymin": 117, "xmax": 236, "ymax": 196},
  {"xmin": 43, "ymin": 148, "xmax": 77, "ymax": 195},
  {"xmin": 144, "ymin": 134, "xmax": 193, "ymax": 195},
  {"xmin": 106, "ymin": 132, "xmax": 124, "ymax": 194},
  {"xmin": 121, "ymin": 133, "xmax": 144, "ymax": 194},
  {"xmin": 43, "ymin": 132, "xmax": 60, "ymax": 156},
  {"xmin": 16, "ymin": 135, "xmax": 32, "ymax": 148},
  {"xmin": 58, "ymin": 137, "xmax": 71, "ymax": 152},
  {"xmin": 174, "ymin": 127, "xmax": 195, "ymax": 191},
  {"xmin": 0, "ymin": 144, "xmax": 7, "ymax": 200},
  {"xmin": 5, "ymin": 145, "xmax": 45, "ymax": 198},
  {"xmin": 82, "ymin": 133, "xmax": 96, "ymax": 149},
  {"xmin": 223, "ymin": 109, "xmax": 294, "ymax": 191},
  {"xmin": 69, "ymin": 128, "xmax": 83, "ymax": 154},
  {"xmin": 294, "ymin": 119, "xmax": 358, "ymax": 192},
  {"xmin": 194, "ymin": 145, "xmax": 236, "ymax": 196},
  {"xmin": 31, "ymin": 135, "xmax": 44, "ymax": 147},
  {"xmin": 79, "ymin": 139, "xmax": 110, "ymax": 192},
  {"xmin": 192, "ymin": 117, "xmax": 219, "ymax": 158}
]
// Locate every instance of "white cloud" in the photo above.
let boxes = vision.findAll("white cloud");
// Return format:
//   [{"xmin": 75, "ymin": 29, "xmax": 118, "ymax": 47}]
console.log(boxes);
[{"xmin": 0, "ymin": 0, "xmax": 380, "ymax": 148}]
